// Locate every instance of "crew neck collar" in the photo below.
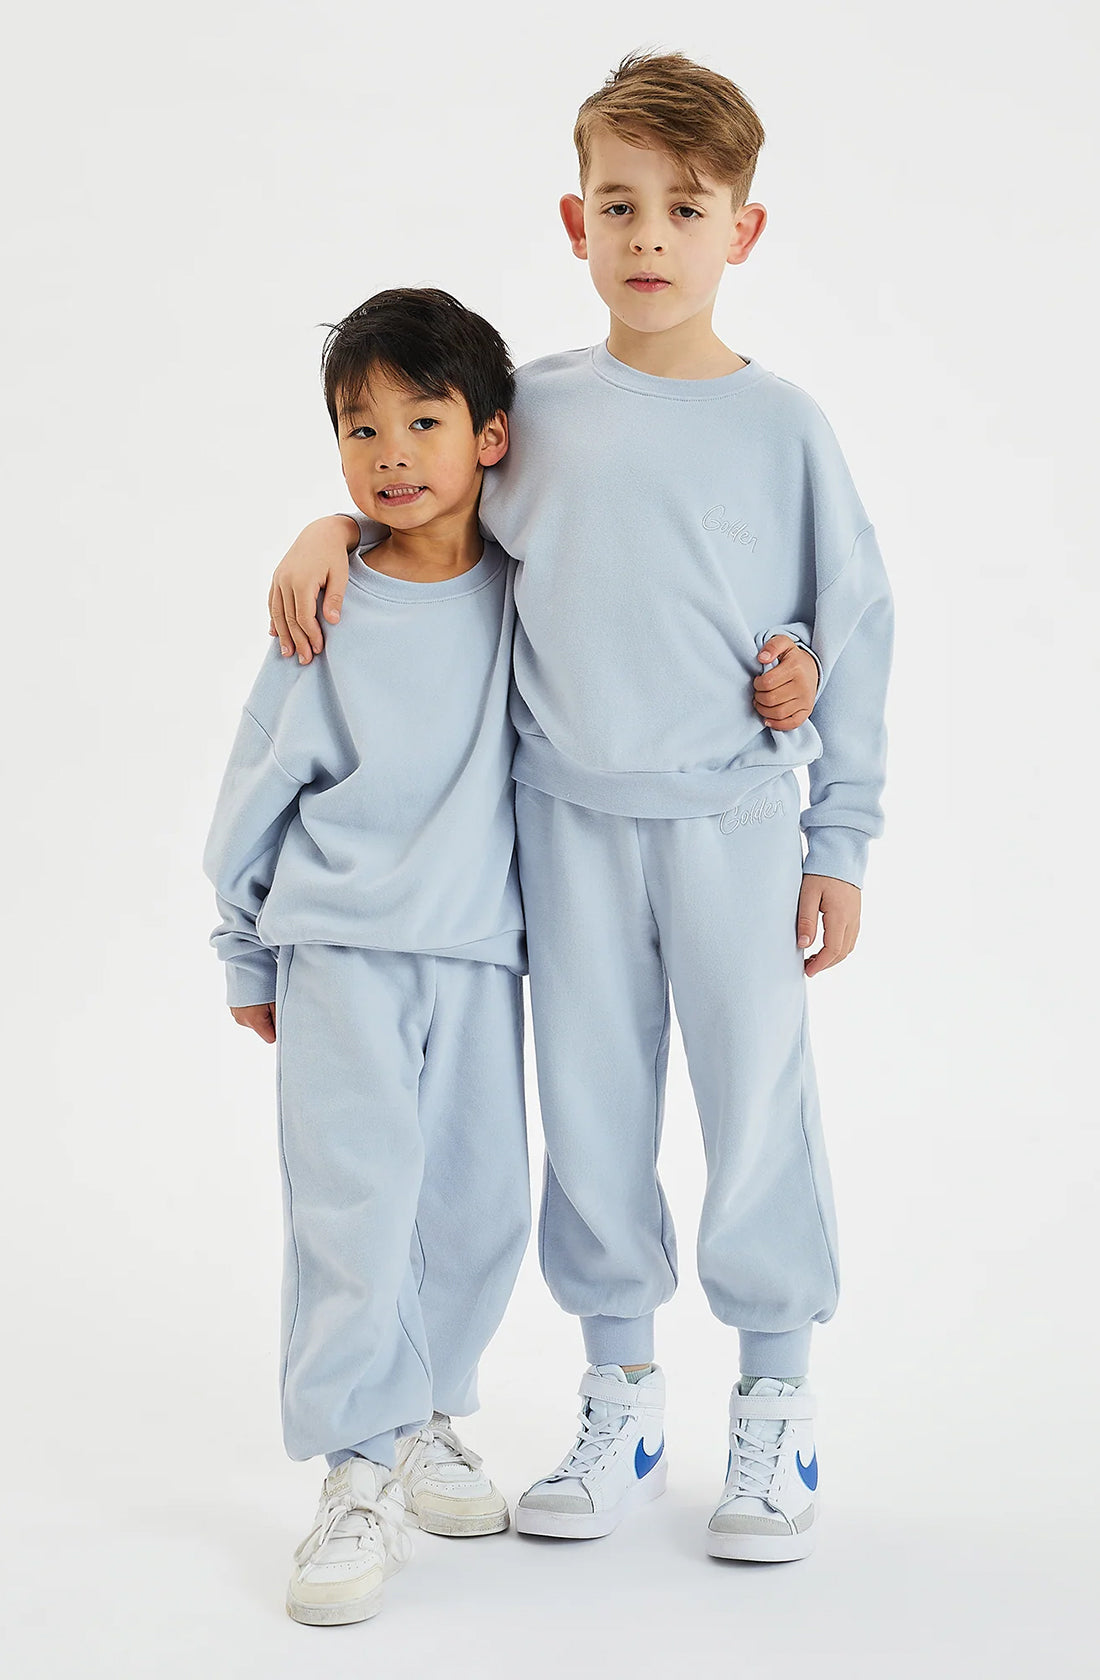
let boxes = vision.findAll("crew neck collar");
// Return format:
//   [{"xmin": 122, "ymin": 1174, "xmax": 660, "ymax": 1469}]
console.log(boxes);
[
  {"xmin": 591, "ymin": 339, "xmax": 768, "ymax": 400},
  {"xmin": 348, "ymin": 539, "xmax": 503, "ymax": 602}
]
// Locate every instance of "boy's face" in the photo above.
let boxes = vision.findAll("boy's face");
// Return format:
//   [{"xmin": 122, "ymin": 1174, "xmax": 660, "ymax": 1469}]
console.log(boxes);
[
  {"xmin": 336, "ymin": 367, "xmax": 507, "ymax": 529},
  {"xmin": 560, "ymin": 129, "xmax": 765, "ymax": 336}
]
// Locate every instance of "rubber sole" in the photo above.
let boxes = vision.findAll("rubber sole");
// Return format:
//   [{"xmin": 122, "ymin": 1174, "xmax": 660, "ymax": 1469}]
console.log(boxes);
[
  {"xmin": 286, "ymin": 1582, "xmax": 383, "ymax": 1625},
  {"xmin": 514, "ymin": 1456, "xmax": 669, "ymax": 1539},
  {"xmin": 707, "ymin": 1502, "xmax": 818, "ymax": 1563},
  {"xmin": 407, "ymin": 1504, "xmax": 510, "ymax": 1537}
]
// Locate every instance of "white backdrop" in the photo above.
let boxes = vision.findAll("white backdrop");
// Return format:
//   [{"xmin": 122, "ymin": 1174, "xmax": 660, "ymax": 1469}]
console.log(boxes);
[{"xmin": 2, "ymin": 2, "xmax": 1096, "ymax": 1674}]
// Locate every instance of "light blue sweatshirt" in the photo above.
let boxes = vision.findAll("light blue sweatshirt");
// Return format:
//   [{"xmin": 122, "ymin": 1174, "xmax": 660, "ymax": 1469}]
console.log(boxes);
[
  {"xmin": 203, "ymin": 539, "xmax": 524, "ymax": 1006},
  {"xmin": 475, "ymin": 342, "xmax": 894, "ymax": 888}
]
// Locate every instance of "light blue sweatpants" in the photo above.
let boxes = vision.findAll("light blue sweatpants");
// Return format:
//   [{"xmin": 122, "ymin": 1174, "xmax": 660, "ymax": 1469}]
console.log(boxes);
[
  {"xmin": 273, "ymin": 944, "xmax": 529, "ymax": 1464},
  {"xmin": 514, "ymin": 771, "xmax": 839, "ymax": 1379}
]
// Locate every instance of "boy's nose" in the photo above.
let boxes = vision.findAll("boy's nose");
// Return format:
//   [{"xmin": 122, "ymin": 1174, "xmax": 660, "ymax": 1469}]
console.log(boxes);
[{"xmin": 631, "ymin": 228, "xmax": 665, "ymax": 254}]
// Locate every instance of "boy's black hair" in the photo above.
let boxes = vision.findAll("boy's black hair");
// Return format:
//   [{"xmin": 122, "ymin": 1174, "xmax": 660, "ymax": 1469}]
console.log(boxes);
[{"xmin": 321, "ymin": 287, "xmax": 514, "ymax": 436}]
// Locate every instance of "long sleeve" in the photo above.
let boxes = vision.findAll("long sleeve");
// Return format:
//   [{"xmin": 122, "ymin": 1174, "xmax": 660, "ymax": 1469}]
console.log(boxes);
[
  {"xmin": 353, "ymin": 512, "xmax": 389, "ymax": 548},
  {"xmin": 800, "ymin": 523, "xmax": 894, "ymax": 888},
  {"xmin": 202, "ymin": 707, "xmax": 303, "ymax": 1006}
]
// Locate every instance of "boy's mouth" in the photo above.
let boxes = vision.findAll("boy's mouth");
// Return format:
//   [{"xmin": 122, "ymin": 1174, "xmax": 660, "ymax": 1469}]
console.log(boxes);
[
  {"xmin": 377, "ymin": 485, "xmax": 427, "ymax": 505},
  {"xmin": 626, "ymin": 273, "xmax": 670, "ymax": 292}
]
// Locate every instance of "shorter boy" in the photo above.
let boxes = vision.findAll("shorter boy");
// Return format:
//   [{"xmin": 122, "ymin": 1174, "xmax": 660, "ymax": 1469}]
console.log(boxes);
[{"xmin": 203, "ymin": 288, "xmax": 529, "ymax": 1624}]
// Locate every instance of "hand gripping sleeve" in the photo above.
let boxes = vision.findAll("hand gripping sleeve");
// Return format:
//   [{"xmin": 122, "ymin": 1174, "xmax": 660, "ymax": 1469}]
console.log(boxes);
[{"xmin": 757, "ymin": 621, "xmax": 823, "ymax": 686}]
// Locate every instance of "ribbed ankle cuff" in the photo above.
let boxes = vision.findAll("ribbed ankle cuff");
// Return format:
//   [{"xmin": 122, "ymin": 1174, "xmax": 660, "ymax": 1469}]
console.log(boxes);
[
  {"xmin": 581, "ymin": 1312, "xmax": 655, "ymax": 1366},
  {"xmin": 738, "ymin": 1325, "xmax": 813, "ymax": 1378}
]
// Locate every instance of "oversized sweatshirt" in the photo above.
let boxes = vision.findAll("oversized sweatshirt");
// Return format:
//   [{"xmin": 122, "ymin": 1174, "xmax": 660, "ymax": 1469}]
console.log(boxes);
[
  {"xmin": 203, "ymin": 539, "xmax": 524, "ymax": 1007},
  {"xmin": 476, "ymin": 342, "xmax": 894, "ymax": 889}
]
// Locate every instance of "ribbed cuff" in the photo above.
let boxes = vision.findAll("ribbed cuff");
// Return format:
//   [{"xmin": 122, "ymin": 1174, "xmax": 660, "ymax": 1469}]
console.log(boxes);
[
  {"xmin": 738, "ymin": 1325, "xmax": 813, "ymax": 1378},
  {"xmin": 581, "ymin": 1313, "xmax": 655, "ymax": 1366},
  {"xmin": 802, "ymin": 825, "xmax": 869, "ymax": 889},
  {"xmin": 224, "ymin": 951, "xmax": 278, "ymax": 1007}
]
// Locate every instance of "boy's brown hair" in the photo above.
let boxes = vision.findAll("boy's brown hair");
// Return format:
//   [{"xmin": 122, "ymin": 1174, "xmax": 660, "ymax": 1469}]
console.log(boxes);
[{"xmin": 573, "ymin": 50, "xmax": 765, "ymax": 208}]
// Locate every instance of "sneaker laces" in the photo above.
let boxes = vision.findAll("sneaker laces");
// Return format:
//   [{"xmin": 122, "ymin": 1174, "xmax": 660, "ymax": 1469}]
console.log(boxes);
[
  {"xmin": 295, "ymin": 1485, "xmax": 411, "ymax": 1575},
  {"xmin": 548, "ymin": 1401, "xmax": 630, "ymax": 1481},
  {"xmin": 399, "ymin": 1415, "xmax": 483, "ymax": 1483},
  {"xmin": 731, "ymin": 1416, "xmax": 787, "ymax": 1501}
]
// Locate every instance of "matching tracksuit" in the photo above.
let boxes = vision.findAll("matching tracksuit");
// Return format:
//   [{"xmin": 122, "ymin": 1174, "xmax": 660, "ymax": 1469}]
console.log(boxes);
[
  {"xmin": 207, "ymin": 340, "xmax": 893, "ymax": 1461},
  {"xmin": 476, "ymin": 343, "xmax": 893, "ymax": 1378},
  {"xmin": 204, "ymin": 542, "xmax": 529, "ymax": 1464}
]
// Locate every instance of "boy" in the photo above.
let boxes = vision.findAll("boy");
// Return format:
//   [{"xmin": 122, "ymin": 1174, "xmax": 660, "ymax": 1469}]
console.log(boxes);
[
  {"xmin": 267, "ymin": 49, "xmax": 889, "ymax": 1563},
  {"xmin": 203, "ymin": 287, "xmax": 531, "ymax": 1624}
]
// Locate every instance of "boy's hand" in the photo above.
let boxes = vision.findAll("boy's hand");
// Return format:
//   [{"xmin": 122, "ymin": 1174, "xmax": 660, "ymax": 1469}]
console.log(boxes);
[
  {"xmin": 268, "ymin": 515, "xmax": 360, "ymax": 665},
  {"xmin": 230, "ymin": 1003, "xmax": 277, "ymax": 1043},
  {"xmin": 754, "ymin": 636, "xmax": 819, "ymax": 729},
  {"xmin": 797, "ymin": 875, "xmax": 861, "ymax": 977}
]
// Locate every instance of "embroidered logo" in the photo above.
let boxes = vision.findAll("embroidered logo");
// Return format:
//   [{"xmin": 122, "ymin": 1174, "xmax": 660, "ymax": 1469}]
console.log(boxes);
[
  {"xmin": 720, "ymin": 795, "xmax": 784, "ymax": 834},
  {"xmin": 703, "ymin": 504, "xmax": 758, "ymax": 550}
]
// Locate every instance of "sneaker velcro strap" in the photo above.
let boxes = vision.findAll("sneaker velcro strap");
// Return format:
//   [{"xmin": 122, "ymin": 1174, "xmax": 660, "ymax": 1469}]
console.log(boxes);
[
  {"xmin": 730, "ymin": 1393, "xmax": 816, "ymax": 1422},
  {"xmin": 579, "ymin": 1371, "xmax": 659, "ymax": 1410}
]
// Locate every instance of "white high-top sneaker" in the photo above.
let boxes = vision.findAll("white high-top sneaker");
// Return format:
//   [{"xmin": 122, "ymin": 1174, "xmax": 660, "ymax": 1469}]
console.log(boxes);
[
  {"xmin": 707, "ymin": 1377, "xmax": 819, "ymax": 1562},
  {"xmin": 286, "ymin": 1456, "xmax": 413, "ymax": 1625},
  {"xmin": 395, "ymin": 1412, "xmax": 510, "ymax": 1537},
  {"xmin": 515, "ymin": 1364, "xmax": 667, "ymax": 1539}
]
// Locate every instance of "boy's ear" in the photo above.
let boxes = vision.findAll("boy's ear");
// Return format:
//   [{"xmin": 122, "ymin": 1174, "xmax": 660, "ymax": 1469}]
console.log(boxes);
[
  {"xmin": 726, "ymin": 201, "xmax": 768, "ymax": 267},
  {"xmin": 560, "ymin": 194, "xmax": 587, "ymax": 259},
  {"xmin": 478, "ymin": 410, "xmax": 509, "ymax": 468}
]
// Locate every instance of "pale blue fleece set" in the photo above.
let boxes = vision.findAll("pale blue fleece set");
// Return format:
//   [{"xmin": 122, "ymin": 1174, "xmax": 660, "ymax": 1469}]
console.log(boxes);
[
  {"xmin": 205, "ymin": 344, "xmax": 893, "ymax": 1464},
  {"xmin": 204, "ymin": 545, "xmax": 528, "ymax": 1467}
]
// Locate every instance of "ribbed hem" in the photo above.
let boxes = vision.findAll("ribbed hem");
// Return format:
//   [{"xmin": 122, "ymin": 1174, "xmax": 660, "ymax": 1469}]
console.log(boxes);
[
  {"xmin": 801, "ymin": 825, "xmax": 870, "ymax": 889},
  {"xmin": 420, "ymin": 928, "xmax": 527, "ymax": 975},
  {"xmin": 513, "ymin": 733, "xmax": 809, "ymax": 820},
  {"xmin": 581, "ymin": 1313, "xmax": 656, "ymax": 1366},
  {"xmin": 326, "ymin": 1430, "xmax": 396, "ymax": 1471},
  {"xmin": 252, "ymin": 928, "xmax": 526, "ymax": 979},
  {"xmin": 738, "ymin": 1326, "xmax": 813, "ymax": 1378}
]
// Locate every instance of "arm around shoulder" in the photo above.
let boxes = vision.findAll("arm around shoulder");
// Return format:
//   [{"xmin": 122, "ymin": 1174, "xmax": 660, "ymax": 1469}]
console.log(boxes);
[{"xmin": 269, "ymin": 514, "xmax": 361, "ymax": 663}]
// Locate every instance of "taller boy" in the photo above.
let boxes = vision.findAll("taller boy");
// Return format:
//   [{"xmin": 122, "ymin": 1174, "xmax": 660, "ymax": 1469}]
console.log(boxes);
[{"xmin": 271, "ymin": 51, "xmax": 893, "ymax": 1561}]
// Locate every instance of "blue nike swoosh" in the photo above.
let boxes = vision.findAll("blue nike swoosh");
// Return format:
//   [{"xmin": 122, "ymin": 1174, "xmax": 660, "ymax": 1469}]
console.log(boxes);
[
  {"xmin": 797, "ymin": 1449, "xmax": 818, "ymax": 1491},
  {"xmin": 635, "ymin": 1435, "xmax": 664, "ymax": 1479}
]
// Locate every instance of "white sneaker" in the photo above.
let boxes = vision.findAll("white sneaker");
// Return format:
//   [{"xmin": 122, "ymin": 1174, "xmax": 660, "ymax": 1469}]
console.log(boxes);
[
  {"xmin": 286, "ymin": 1457, "xmax": 413, "ymax": 1625},
  {"xmin": 515, "ymin": 1364, "xmax": 667, "ymax": 1539},
  {"xmin": 395, "ymin": 1412, "xmax": 509, "ymax": 1537},
  {"xmin": 707, "ymin": 1377, "xmax": 819, "ymax": 1561}
]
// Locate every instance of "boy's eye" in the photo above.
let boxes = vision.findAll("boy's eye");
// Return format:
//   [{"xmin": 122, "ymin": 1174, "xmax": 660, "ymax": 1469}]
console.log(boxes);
[
  {"xmin": 350, "ymin": 425, "xmax": 376, "ymax": 439},
  {"xmin": 673, "ymin": 206, "xmax": 702, "ymax": 220},
  {"xmin": 410, "ymin": 417, "xmax": 438, "ymax": 431},
  {"xmin": 603, "ymin": 203, "xmax": 631, "ymax": 217}
]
